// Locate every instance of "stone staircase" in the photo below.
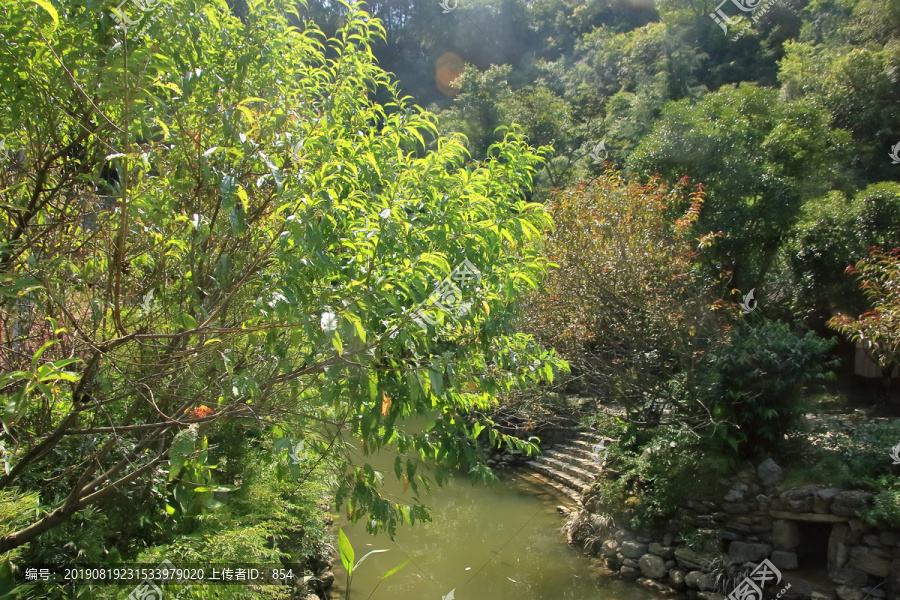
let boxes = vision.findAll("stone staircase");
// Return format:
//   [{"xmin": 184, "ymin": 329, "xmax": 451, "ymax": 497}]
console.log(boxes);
[{"xmin": 517, "ymin": 430, "xmax": 607, "ymax": 503}]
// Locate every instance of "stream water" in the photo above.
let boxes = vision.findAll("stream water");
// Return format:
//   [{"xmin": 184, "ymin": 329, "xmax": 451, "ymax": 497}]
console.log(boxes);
[{"xmin": 333, "ymin": 465, "xmax": 660, "ymax": 600}]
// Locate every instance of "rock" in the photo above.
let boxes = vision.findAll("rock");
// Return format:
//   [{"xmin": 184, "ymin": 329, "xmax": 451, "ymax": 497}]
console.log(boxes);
[
  {"xmin": 615, "ymin": 529, "xmax": 635, "ymax": 544},
  {"xmin": 779, "ymin": 486, "xmax": 819, "ymax": 512},
  {"xmin": 725, "ymin": 489, "xmax": 745, "ymax": 502},
  {"xmin": 697, "ymin": 593, "xmax": 727, "ymax": 600},
  {"xmin": 770, "ymin": 550, "xmax": 798, "ymax": 570},
  {"xmin": 829, "ymin": 567, "xmax": 869, "ymax": 586},
  {"xmin": 649, "ymin": 542, "xmax": 676, "ymax": 560},
  {"xmin": 637, "ymin": 577, "xmax": 676, "ymax": 595},
  {"xmin": 830, "ymin": 523, "xmax": 852, "ymax": 570},
  {"xmin": 757, "ymin": 458, "xmax": 783, "ymax": 487},
  {"xmin": 880, "ymin": 531, "xmax": 899, "ymax": 546},
  {"xmin": 675, "ymin": 548, "xmax": 723, "ymax": 571},
  {"xmin": 728, "ymin": 541, "xmax": 773, "ymax": 563},
  {"xmin": 556, "ymin": 506, "xmax": 571, "ymax": 516},
  {"xmin": 848, "ymin": 546, "xmax": 890, "ymax": 577},
  {"xmin": 773, "ymin": 519, "xmax": 801, "ymax": 551},
  {"xmin": 620, "ymin": 565, "xmax": 640, "ymax": 580},
  {"xmin": 663, "ymin": 533, "xmax": 675, "ymax": 547},
  {"xmin": 319, "ymin": 572, "xmax": 335, "ymax": 588},
  {"xmin": 831, "ymin": 491, "xmax": 875, "ymax": 517},
  {"xmin": 639, "ymin": 554, "xmax": 668, "ymax": 579},
  {"xmin": 836, "ymin": 585, "xmax": 865, "ymax": 600},
  {"xmin": 668, "ymin": 568, "xmax": 686, "ymax": 591},
  {"xmin": 637, "ymin": 533, "xmax": 654, "ymax": 543},
  {"xmin": 665, "ymin": 560, "xmax": 676, "ymax": 569},
  {"xmin": 620, "ymin": 541, "xmax": 649, "ymax": 559},
  {"xmin": 815, "ymin": 488, "xmax": 841, "ymax": 513},
  {"xmin": 810, "ymin": 593, "xmax": 833, "ymax": 600},
  {"xmin": 723, "ymin": 503, "xmax": 751, "ymax": 514},
  {"xmin": 864, "ymin": 534, "xmax": 883, "ymax": 547},
  {"xmin": 601, "ymin": 540, "xmax": 619, "ymax": 558},
  {"xmin": 888, "ymin": 558, "xmax": 900, "ymax": 600},
  {"xmin": 623, "ymin": 558, "xmax": 640, "ymax": 568},
  {"xmin": 685, "ymin": 570, "xmax": 704, "ymax": 590}
]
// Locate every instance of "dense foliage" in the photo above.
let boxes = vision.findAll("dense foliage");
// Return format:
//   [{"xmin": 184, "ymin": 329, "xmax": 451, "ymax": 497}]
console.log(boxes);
[{"xmin": 0, "ymin": 0, "xmax": 563, "ymax": 592}]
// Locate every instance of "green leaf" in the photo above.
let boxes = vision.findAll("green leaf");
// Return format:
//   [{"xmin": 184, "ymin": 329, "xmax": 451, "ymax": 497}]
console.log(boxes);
[
  {"xmin": 379, "ymin": 559, "xmax": 410, "ymax": 580},
  {"xmin": 32, "ymin": 0, "xmax": 59, "ymax": 30},
  {"xmin": 169, "ymin": 427, "xmax": 198, "ymax": 481},
  {"xmin": 178, "ymin": 313, "xmax": 198, "ymax": 330},
  {"xmin": 338, "ymin": 528, "xmax": 354, "ymax": 576}
]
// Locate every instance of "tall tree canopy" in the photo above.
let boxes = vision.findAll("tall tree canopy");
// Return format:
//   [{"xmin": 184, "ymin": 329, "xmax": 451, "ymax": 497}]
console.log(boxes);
[{"xmin": 0, "ymin": 0, "xmax": 561, "ymax": 555}]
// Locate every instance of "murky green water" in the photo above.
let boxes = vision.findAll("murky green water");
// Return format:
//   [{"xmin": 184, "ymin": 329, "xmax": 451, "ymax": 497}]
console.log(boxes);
[{"xmin": 334, "ymin": 467, "xmax": 660, "ymax": 600}]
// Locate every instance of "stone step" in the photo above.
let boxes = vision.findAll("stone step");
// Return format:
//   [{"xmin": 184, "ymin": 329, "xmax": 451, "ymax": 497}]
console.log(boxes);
[
  {"xmin": 514, "ymin": 469, "xmax": 581, "ymax": 505},
  {"xmin": 527, "ymin": 461, "xmax": 591, "ymax": 496},
  {"xmin": 551, "ymin": 442, "xmax": 597, "ymax": 462},
  {"xmin": 542, "ymin": 448, "xmax": 602, "ymax": 472},
  {"xmin": 534, "ymin": 455, "xmax": 600, "ymax": 485}
]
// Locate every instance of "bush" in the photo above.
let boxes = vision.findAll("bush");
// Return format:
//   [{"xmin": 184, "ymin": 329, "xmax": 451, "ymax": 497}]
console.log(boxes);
[
  {"xmin": 521, "ymin": 171, "xmax": 734, "ymax": 426},
  {"xmin": 590, "ymin": 423, "xmax": 732, "ymax": 531},
  {"xmin": 713, "ymin": 318, "xmax": 837, "ymax": 454}
]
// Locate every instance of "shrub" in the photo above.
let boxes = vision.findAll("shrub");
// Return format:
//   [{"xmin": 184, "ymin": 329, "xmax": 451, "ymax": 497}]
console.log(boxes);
[
  {"xmin": 521, "ymin": 171, "xmax": 734, "ymax": 426},
  {"xmin": 713, "ymin": 318, "xmax": 837, "ymax": 454}
]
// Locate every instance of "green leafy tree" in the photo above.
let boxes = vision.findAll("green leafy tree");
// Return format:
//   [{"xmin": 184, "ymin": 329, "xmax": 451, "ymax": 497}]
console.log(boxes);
[
  {"xmin": 628, "ymin": 83, "xmax": 852, "ymax": 290},
  {"xmin": 788, "ymin": 182, "xmax": 900, "ymax": 315},
  {"xmin": 0, "ymin": 0, "xmax": 562, "ymax": 558}
]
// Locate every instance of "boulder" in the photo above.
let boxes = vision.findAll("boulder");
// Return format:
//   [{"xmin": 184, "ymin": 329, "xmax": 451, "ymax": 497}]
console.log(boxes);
[
  {"xmin": 879, "ymin": 531, "xmax": 898, "ymax": 546},
  {"xmin": 773, "ymin": 519, "xmax": 801, "ymax": 550},
  {"xmin": 639, "ymin": 554, "xmax": 668, "ymax": 580},
  {"xmin": 757, "ymin": 458, "xmax": 783, "ymax": 487},
  {"xmin": 831, "ymin": 492, "xmax": 874, "ymax": 517},
  {"xmin": 615, "ymin": 529, "xmax": 636, "ymax": 543},
  {"xmin": 668, "ymin": 568, "xmax": 686, "ymax": 591},
  {"xmin": 685, "ymin": 570, "xmax": 704, "ymax": 590},
  {"xmin": 770, "ymin": 550, "xmax": 798, "ymax": 570},
  {"xmin": 620, "ymin": 565, "xmax": 640, "ymax": 580},
  {"xmin": 649, "ymin": 542, "xmax": 676, "ymax": 560},
  {"xmin": 887, "ymin": 558, "xmax": 900, "ymax": 600},
  {"xmin": 848, "ymin": 546, "xmax": 890, "ymax": 577},
  {"xmin": 779, "ymin": 486, "xmax": 819, "ymax": 512},
  {"xmin": 620, "ymin": 541, "xmax": 649, "ymax": 559},
  {"xmin": 601, "ymin": 540, "xmax": 619, "ymax": 558},
  {"xmin": 814, "ymin": 488, "xmax": 841, "ymax": 514},
  {"xmin": 728, "ymin": 541, "xmax": 773, "ymax": 563},
  {"xmin": 829, "ymin": 523, "xmax": 851, "ymax": 570},
  {"xmin": 836, "ymin": 585, "xmax": 865, "ymax": 600},
  {"xmin": 829, "ymin": 567, "xmax": 869, "ymax": 587},
  {"xmin": 637, "ymin": 577, "xmax": 676, "ymax": 595},
  {"xmin": 675, "ymin": 548, "xmax": 723, "ymax": 571},
  {"xmin": 725, "ymin": 489, "xmax": 745, "ymax": 502}
]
